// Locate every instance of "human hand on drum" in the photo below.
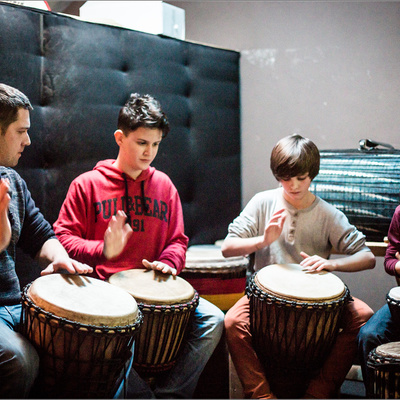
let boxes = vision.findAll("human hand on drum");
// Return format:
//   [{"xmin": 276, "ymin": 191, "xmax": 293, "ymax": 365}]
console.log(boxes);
[
  {"xmin": 103, "ymin": 210, "xmax": 133, "ymax": 260},
  {"xmin": 299, "ymin": 251, "xmax": 335, "ymax": 273},
  {"xmin": 41, "ymin": 256, "xmax": 93, "ymax": 276},
  {"xmin": 0, "ymin": 178, "xmax": 11, "ymax": 251},
  {"xmin": 142, "ymin": 259, "xmax": 177, "ymax": 276}
]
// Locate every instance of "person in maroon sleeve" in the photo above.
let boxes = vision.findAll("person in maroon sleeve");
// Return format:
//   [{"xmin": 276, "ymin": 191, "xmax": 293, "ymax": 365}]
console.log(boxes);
[
  {"xmin": 53, "ymin": 92, "xmax": 224, "ymax": 398},
  {"xmin": 358, "ymin": 205, "xmax": 400, "ymax": 398}
]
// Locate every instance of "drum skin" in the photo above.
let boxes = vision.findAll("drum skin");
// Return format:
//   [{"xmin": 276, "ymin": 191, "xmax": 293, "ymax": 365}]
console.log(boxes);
[
  {"xmin": 108, "ymin": 269, "xmax": 199, "ymax": 374},
  {"xmin": 21, "ymin": 274, "xmax": 143, "ymax": 399},
  {"xmin": 180, "ymin": 245, "xmax": 249, "ymax": 312},
  {"xmin": 367, "ymin": 341, "xmax": 400, "ymax": 399},
  {"xmin": 248, "ymin": 264, "xmax": 350, "ymax": 398}
]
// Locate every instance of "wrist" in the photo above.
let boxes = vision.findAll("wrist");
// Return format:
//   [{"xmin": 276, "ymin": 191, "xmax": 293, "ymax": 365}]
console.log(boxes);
[{"xmin": 255, "ymin": 238, "xmax": 264, "ymax": 251}]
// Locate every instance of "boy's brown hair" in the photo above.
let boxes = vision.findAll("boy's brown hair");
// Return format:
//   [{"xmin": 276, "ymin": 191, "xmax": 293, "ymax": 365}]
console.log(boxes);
[{"xmin": 270, "ymin": 134, "xmax": 320, "ymax": 181}]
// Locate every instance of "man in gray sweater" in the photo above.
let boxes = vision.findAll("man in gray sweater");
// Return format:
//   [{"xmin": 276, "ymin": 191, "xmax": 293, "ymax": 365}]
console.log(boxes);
[{"xmin": 0, "ymin": 83, "xmax": 92, "ymax": 398}]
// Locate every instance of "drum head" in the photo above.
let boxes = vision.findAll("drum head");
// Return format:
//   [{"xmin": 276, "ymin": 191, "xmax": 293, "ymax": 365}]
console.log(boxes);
[
  {"xmin": 375, "ymin": 342, "xmax": 400, "ymax": 359},
  {"xmin": 108, "ymin": 269, "xmax": 195, "ymax": 305},
  {"xmin": 388, "ymin": 286, "xmax": 400, "ymax": 301},
  {"xmin": 186, "ymin": 245, "xmax": 249, "ymax": 269},
  {"xmin": 28, "ymin": 274, "xmax": 139, "ymax": 326},
  {"xmin": 255, "ymin": 264, "xmax": 345, "ymax": 302}
]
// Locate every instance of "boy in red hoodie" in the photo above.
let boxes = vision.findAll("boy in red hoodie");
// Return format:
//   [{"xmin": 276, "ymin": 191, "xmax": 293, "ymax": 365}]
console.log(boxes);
[{"xmin": 54, "ymin": 93, "xmax": 224, "ymax": 398}]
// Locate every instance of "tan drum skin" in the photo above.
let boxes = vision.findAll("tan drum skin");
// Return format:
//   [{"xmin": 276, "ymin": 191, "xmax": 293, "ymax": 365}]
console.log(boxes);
[
  {"xmin": 28, "ymin": 273, "xmax": 139, "ymax": 325},
  {"xmin": 255, "ymin": 263, "xmax": 346, "ymax": 302},
  {"xmin": 109, "ymin": 268, "xmax": 195, "ymax": 305}
]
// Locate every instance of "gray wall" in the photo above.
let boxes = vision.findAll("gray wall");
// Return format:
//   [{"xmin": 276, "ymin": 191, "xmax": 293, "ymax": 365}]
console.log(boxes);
[{"xmin": 169, "ymin": 0, "xmax": 400, "ymax": 311}]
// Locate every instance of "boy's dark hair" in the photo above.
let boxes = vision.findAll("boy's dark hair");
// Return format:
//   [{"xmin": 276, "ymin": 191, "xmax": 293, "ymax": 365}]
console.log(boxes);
[
  {"xmin": 118, "ymin": 93, "xmax": 170, "ymax": 138},
  {"xmin": 270, "ymin": 134, "xmax": 320, "ymax": 181},
  {"xmin": 0, "ymin": 83, "xmax": 33, "ymax": 135}
]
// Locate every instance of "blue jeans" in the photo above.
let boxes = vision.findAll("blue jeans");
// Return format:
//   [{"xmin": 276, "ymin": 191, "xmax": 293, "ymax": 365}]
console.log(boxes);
[
  {"xmin": 126, "ymin": 297, "xmax": 224, "ymax": 399},
  {"xmin": 357, "ymin": 304, "xmax": 400, "ymax": 397},
  {"xmin": 0, "ymin": 304, "xmax": 39, "ymax": 398}
]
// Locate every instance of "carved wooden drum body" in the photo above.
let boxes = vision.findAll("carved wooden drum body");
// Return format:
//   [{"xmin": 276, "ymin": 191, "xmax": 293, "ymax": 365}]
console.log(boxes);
[
  {"xmin": 181, "ymin": 245, "xmax": 248, "ymax": 311},
  {"xmin": 248, "ymin": 263, "xmax": 350, "ymax": 398},
  {"xmin": 108, "ymin": 269, "xmax": 199, "ymax": 374},
  {"xmin": 21, "ymin": 274, "xmax": 142, "ymax": 398}
]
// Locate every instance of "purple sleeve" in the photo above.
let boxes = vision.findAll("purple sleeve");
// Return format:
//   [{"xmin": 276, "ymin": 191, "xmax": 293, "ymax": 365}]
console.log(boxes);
[{"xmin": 384, "ymin": 205, "xmax": 400, "ymax": 276}]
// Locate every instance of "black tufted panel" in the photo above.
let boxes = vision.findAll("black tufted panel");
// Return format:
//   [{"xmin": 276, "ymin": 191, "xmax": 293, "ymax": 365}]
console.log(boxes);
[{"xmin": 0, "ymin": 3, "xmax": 240, "ymax": 285}]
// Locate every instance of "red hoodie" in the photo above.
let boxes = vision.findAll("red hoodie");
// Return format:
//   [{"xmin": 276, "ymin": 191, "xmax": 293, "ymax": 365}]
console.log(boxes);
[{"xmin": 53, "ymin": 160, "xmax": 188, "ymax": 280}]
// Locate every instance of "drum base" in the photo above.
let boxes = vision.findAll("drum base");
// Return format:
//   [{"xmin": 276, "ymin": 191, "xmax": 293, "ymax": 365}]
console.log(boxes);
[{"xmin": 264, "ymin": 366, "xmax": 315, "ymax": 399}]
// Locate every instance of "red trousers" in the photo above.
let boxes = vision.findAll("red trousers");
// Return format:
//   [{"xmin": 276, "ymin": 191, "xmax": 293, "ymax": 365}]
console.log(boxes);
[{"xmin": 225, "ymin": 295, "xmax": 373, "ymax": 399}]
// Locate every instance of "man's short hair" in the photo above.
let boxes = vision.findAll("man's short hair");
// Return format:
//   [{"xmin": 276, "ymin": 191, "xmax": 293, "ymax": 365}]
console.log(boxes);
[
  {"xmin": 118, "ymin": 93, "xmax": 170, "ymax": 138},
  {"xmin": 0, "ymin": 83, "xmax": 33, "ymax": 135},
  {"xmin": 270, "ymin": 134, "xmax": 320, "ymax": 181}
]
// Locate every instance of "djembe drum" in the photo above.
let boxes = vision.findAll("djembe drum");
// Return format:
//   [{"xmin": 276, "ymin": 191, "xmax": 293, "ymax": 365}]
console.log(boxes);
[
  {"xmin": 21, "ymin": 273, "xmax": 143, "ymax": 399},
  {"xmin": 387, "ymin": 287, "xmax": 400, "ymax": 323},
  {"xmin": 108, "ymin": 269, "xmax": 199, "ymax": 376},
  {"xmin": 248, "ymin": 263, "xmax": 350, "ymax": 398},
  {"xmin": 367, "ymin": 342, "xmax": 400, "ymax": 398},
  {"xmin": 181, "ymin": 245, "xmax": 249, "ymax": 311}
]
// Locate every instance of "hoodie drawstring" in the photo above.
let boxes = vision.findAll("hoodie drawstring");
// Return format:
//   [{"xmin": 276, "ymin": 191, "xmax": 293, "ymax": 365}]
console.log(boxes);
[
  {"xmin": 122, "ymin": 173, "xmax": 149, "ymax": 226},
  {"xmin": 141, "ymin": 180, "xmax": 149, "ymax": 213},
  {"xmin": 122, "ymin": 173, "xmax": 131, "ymax": 225}
]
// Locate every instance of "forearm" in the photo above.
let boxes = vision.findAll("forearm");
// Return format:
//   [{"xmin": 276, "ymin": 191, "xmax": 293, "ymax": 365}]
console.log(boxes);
[
  {"xmin": 330, "ymin": 251, "xmax": 375, "ymax": 272},
  {"xmin": 0, "ymin": 179, "xmax": 11, "ymax": 252},
  {"xmin": 57, "ymin": 232, "xmax": 105, "ymax": 266},
  {"xmin": 0, "ymin": 213, "xmax": 11, "ymax": 252},
  {"xmin": 221, "ymin": 236, "xmax": 263, "ymax": 258},
  {"xmin": 35, "ymin": 238, "xmax": 69, "ymax": 269}
]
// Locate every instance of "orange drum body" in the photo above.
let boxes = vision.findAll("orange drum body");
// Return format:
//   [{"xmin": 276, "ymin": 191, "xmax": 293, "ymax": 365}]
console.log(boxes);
[
  {"xmin": 367, "ymin": 342, "xmax": 400, "ymax": 399},
  {"xmin": 21, "ymin": 274, "xmax": 142, "ymax": 399},
  {"xmin": 248, "ymin": 264, "xmax": 350, "ymax": 398},
  {"xmin": 180, "ymin": 245, "xmax": 249, "ymax": 311},
  {"xmin": 108, "ymin": 269, "xmax": 199, "ymax": 374}
]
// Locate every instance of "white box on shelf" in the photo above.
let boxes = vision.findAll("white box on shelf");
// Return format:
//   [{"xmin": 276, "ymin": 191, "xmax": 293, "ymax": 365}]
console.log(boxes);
[{"xmin": 79, "ymin": 1, "xmax": 185, "ymax": 40}]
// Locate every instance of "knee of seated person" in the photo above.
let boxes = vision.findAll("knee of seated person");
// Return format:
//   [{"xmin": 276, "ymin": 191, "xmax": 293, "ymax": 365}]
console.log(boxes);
[
  {"xmin": 224, "ymin": 310, "xmax": 243, "ymax": 337},
  {"xmin": 198, "ymin": 298, "xmax": 224, "ymax": 324},
  {"xmin": 0, "ymin": 342, "xmax": 39, "ymax": 393},
  {"xmin": 357, "ymin": 322, "xmax": 376, "ymax": 343}
]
